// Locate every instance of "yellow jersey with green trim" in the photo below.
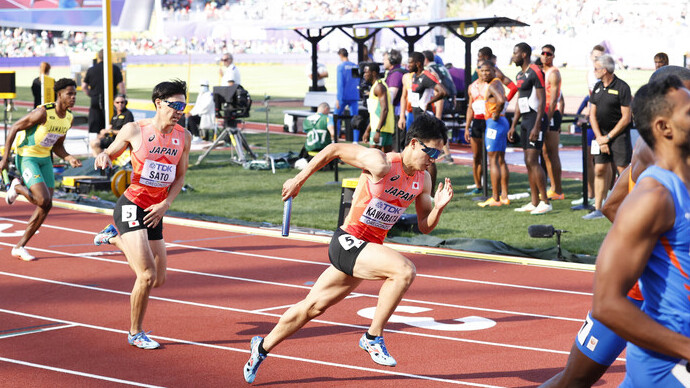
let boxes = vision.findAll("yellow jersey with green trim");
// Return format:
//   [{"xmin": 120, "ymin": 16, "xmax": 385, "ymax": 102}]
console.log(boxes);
[
  {"xmin": 16, "ymin": 103, "xmax": 73, "ymax": 158},
  {"xmin": 367, "ymin": 79, "xmax": 395, "ymax": 134}
]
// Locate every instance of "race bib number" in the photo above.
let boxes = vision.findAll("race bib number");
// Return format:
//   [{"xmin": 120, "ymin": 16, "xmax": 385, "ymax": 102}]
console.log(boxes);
[
  {"xmin": 359, "ymin": 198, "xmax": 405, "ymax": 230},
  {"xmin": 409, "ymin": 92, "xmax": 420, "ymax": 108},
  {"xmin": 486, "ymin": 128, "xmax": 497, "ymax": 140},
  {"xmin": 39, "ymin": 133, "xmax": 62, "ymax": 147},
  {"xmin": 518, "ymin": 97, "xmax": 530, "ymax": 113},
  {"xmin": 576, "ymin": 312, "xmax": 594, "ymax": 346},
  {"xmin": 591, "ymin": 140, "xmax": 600, "ymax": 155},
  {"xmin": 121, "ymin": 205, "xmax": 137, "ymax": 222},
  {"xmin": 338, "ymin": 233, "xmax": 365, "ymax": 250},
  {"xmin": 140, "ymin": 160, "xmax": 176, "ymax": 188},
  {"xmin": 471, "ymin": 99, "xmax": 485, "ymax": 115}
]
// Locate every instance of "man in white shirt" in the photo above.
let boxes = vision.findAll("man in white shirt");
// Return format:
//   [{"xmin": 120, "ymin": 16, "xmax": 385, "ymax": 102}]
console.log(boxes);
[
  {"xmin": 187, "ymin": 80, "xmax": 215, "ymax": 142},
  {"xmin": 220, "ymin": 53, "xmax": 241, "ymax": 86},
  {"xmin": 306, "ymin": 62, "xmax": 328, "ymax": 91}
]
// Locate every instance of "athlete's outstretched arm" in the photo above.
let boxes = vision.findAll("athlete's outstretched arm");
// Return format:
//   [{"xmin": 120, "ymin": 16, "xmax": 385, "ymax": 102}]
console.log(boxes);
[
  {"xmin": 95, "ymin": 122, "xmax": 138, "ymax": 169},
  {"xmin": 52, "ymin": 136, "xmax": 81, "ymax": 168},
  {"xmin": 414, "ymin": 173, "xmax": 453, "ymax": 234},
  {"xmin": 593, "ymin": 178, "xmax": 690, "ymax": 360},
  {"xmin": 282, "ymin": 143, "xmax": 390, "ymax": 200},
  {"xmin": 0, "ymin": 108, "xmax": 46, "ymax": 172}
]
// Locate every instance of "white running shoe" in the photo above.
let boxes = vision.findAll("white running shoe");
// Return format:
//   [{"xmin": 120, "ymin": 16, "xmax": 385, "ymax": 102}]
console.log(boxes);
[
  {"xmin": 530, "ymin": 201, "xmax": 553, "ymax": 215},
  {"xmin": 514, "ymin": 203, "xmax": 537, "ymax": 212},
  {"xmin": 5, "ymin": 178, "xmax": 20, "ymax": 205},
  {"xmin": 12, "ymin": 246, "xmax": 36, "ymax": 261},
  {"xmin": 244, "ymin": 336, "xmax": 267, "ymax": 383},
  {"xmin": 127, "ymin": 331, "xmax": 160, "ymax": 349},
  {"xmin": 359, "ymin": 333, "xmax": 397, "ymax": 367}
]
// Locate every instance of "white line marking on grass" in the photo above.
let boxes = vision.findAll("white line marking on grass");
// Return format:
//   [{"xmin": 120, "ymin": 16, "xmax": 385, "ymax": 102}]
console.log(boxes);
[
  {"xmin": 0, "ymin": 309, "xmax": 505, "ymax": 387},
  {"xmin": 0, "ymin": 356, "xmax": 164, "ymax": 387}
]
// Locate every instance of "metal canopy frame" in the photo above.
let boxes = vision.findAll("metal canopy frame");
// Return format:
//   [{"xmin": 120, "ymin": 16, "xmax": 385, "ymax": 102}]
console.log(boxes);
[{"xmin": 269, "ymin": 19, "xmax": 394, "ymax": 91}]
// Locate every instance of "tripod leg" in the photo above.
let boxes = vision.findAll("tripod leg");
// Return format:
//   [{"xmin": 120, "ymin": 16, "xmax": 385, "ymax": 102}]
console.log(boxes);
[{"xmin": 195, "ymin": 128, "xmax": 231, "ymax": 165}]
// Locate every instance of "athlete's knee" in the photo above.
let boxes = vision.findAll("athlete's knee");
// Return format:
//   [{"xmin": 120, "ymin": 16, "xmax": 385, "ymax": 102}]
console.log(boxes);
[
  {"xmin": 37, "ymin": 196, "xmax": 52, "ymax": 211},
  {"xmin": 393, "ymin": 260, "xmax": 416, "ymax": 285},
  {"xmin": 153, "ymin": 273, "xmax": 166, "ymax": 288},
  {"xmin": 137, "ymin": 269, "xmax": 157, "ymax": 288}
]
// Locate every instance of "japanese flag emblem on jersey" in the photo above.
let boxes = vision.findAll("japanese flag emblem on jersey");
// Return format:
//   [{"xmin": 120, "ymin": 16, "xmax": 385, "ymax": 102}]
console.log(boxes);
[
  {"xmin": 172, "ymin": 138, "xmax": 180, "ymax": 145},
  {"xmin": 129, "ymin": 220, "xmax": 139, "ymax": 227},
  {"xmin": 412, "ymin": 182, "xmax": 420, "ymax": 190}
]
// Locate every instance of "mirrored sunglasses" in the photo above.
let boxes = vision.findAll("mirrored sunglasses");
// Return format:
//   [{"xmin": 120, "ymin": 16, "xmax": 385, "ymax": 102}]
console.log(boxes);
[
  {"xmin": 164, "ymin": 100, "xmax": 186, "ymax": 111},
  {"xmin": 418, "ymin": 140, "xmax": 441, "ymax": 159},
  {"xmin": 541, "ymin": 51, "xmax": 554, "ymax": 57}
]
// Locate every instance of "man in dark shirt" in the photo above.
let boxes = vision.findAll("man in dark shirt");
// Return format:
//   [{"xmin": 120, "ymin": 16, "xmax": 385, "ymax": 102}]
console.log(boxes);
[
  {"xmin": 584, "ymin": 54, "xmax": 632, "ymax": 220},
  {"xmin": 90, "ymin": 95, "xmax": 134, "ymax": 156},
  {"xmin": 82, "ymin": 49, "xmax": 125, "ymax": 134},
  {"xmin": 508, "ymin": 42, "xmax": 551, "ymax": 215},
  {"xmin": 383, "ymin": 49, "xmax": 406, "ymax": 118}
]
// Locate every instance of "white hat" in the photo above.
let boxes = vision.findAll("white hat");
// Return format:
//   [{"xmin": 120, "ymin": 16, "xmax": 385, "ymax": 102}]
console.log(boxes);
[{"xmin": 200, "ymin": 79, "xmax": 209, "ymax": 87}]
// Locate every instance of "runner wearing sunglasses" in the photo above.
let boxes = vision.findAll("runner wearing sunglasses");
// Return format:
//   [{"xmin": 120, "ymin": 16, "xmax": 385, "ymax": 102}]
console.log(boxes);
[
  {"xmin": 243, "ymin": 114, "xmax": 454, "ymax": 383},
  {"xmin": 92, "ymin": 79, "xmax": 191, "ymax": 350}
]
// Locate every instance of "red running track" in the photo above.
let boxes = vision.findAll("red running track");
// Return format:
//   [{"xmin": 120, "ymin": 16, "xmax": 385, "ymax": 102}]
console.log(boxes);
[{"xmin": 0, "ymin": 201, "xmax": 624, "ymax": 387}]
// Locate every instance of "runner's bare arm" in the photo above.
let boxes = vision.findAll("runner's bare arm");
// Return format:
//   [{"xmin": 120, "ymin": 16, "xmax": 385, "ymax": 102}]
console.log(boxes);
[
  {"xmin": 282, "ymin": 143, "xmax": 390, "ymax": 200},
  {"xmin": 415, "ymin": 173, "xmax": 453, "ymax": 234},
  {"xmin": 0, "ymin": 108, "xmax": 47, "ymax": 172},
  {"xmin": 546, "ymin": 70, "xmax": 561, "ymax": 122},
  {"xmin": 95, "ymin": 121, "xmax": 139, "ymax": 169},
  {"xmin": 593, "ymin": 179, "xmax": 690, "ymax": 360},
  {"xmin": 52, "ymin": 136, "xmax": 81, "ymax": 168}
]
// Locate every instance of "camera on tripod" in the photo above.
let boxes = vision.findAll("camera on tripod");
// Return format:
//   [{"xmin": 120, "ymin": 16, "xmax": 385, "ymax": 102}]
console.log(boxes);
[{"xmin": 213, "ymin": 85, "xmax": 252, "ymax": 127}]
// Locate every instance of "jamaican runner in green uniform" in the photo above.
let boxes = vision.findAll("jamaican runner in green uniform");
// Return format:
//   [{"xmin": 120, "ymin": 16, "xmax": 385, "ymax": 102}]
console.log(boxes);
[{"xmin": 0, "ymin": 78, "xmax": 82, "ymax": 261}]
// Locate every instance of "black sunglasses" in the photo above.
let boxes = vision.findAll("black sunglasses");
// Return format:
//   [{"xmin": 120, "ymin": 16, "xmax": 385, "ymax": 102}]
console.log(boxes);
[
  {"xmin": 418, "ymin": 140, "xmax": 441, "ymax": 159},
  {"xmin": 163, "ymin": 100, "xmax": 186, "ymax": 111},
  {"xmin": 541, "ymin": 51, "xmax": 554, "ymax": 57}
]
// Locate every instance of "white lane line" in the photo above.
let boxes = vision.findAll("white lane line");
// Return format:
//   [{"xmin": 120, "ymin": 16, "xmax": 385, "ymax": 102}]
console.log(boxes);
[
  {"xmin": 0, "ymin": 309, "xmax": 504, "ymax": 388},
  {"xmin": 0, "ymin": 356, "xmax": 164, "ymax": 387},
  {"xmin": 252, "ymin": 294, "xmax": 364, "ymax": 313},
  {"xmin": 0, "ymin": 243, "xmax": 584, "ymax": 322},
  {"xmin": 0, "ymin": 271, "xmax": 595, "ymax": 358},
  {"xmin": 0, "ymin": 217, "xmax": 594, "ymax": 297},
  {"xmin": 0, "ymin": 324, "xmax": 76, "ymax": 339}
]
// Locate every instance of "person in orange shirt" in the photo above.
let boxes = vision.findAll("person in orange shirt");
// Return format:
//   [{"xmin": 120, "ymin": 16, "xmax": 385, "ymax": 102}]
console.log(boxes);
[
  {"xmin": 92, "ymin": 79, "xmax": 191, "ymax": 350},
  {"xmin": 243, "ymin": 115, "xmax": 454, "ymax": 384}
]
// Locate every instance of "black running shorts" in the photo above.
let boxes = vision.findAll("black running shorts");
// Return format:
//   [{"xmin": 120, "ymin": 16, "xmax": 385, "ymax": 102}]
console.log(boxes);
[
  {"xmin": 520, "ymin": 112, "xmax": 547, "ymax": 150},
  {"xmin": 113, "ymin": 195, "xmax": 164, "ymax": 241},
  {"xmin": 328, "ymin": 228, "xmax": 369, "ymax": 276}
]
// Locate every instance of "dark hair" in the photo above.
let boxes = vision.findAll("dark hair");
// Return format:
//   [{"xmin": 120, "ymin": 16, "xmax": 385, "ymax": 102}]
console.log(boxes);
[
  {"xmin": 115, "ymin": 94, "xmax": 128, "ymax": 107},
  {"xmin": 387, "ymin": 49, "xmax": 402, "ymax": 66},
  {"xmin": 478, "ymin": 46, "xmax": 493, "ymax": 58},
  {"xmin": 592, "ymin": 44, "xmax": 605, "ymax": 53},
  {"xmin": 650, "ymin": 65, "xmax": 690, "ymax": 84},
  {"xmin": 631, "ymin": 75, "xmax": 684, "ymax": 150},
  {"xmin": 422, "ymin": 50, "xmax": 435, "ymax": 63},
  {"xmin": 515, "ymin": 42, "xmax": 531, "ymax": 57},
  {"xmin": 54, "ymin": 78, "xmax": 76, "ymax": 94},
  {"xmin": 654, "ymin": 52, "xmax": 669, "ymax": 66},
  {"xmin": 405, "ymin": 115, "xmax": 447, "ymax": 146},
  {"xmin": 365, "ymin": 62, "xmax": 380, "ymax": 75},
  {"xmin": 410, "ymin": 51, "xmax": 425, "ymax": 65},
  {"xmin": 338, "ymin": 48, "xmax": 348, "ymax": 58},
  {"xmin": 151, "ymin": 79, "xmax": 187, "ymax": 104},
  {"xmin": 542, "ymin": 44, "xmax": 555, "ymax": 53}
]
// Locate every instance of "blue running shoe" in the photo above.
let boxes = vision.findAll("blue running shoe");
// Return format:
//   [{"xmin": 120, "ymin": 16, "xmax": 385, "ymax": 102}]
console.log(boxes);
[
  {"xmin": 94, "ymin": 224, "xmax": 118, "ymax": 246},
  {"xmin": 128, "ymin": 331, "xmax": 160, "ymax": 349},
  {"xmin": 243, "ymin": 336, "xmax": 267, "ymax": 383},
  {"xmin": 359, "ymin": 334, "xmax": 396, "ymax": 366}
]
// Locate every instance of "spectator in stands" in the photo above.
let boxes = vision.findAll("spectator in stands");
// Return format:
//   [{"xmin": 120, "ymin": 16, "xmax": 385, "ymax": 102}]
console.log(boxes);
[
  {"xmin": 186, "ymin": 79, "xmax": 214, "ymax": 142},
  {"xmin": 298, "ymin": 102, "xmax": 334, "ymax": 162},
  {"xmin": 335, "ymin": 48, "xmax": 360, "ymax": 140},
  {"xmin": 90, "ymin": 94, "xmax": 134, "ymax": 156},
  {"xmin": 583, "ymin": 54, "xmax": 632, "ymax": 220},
  {"xmin": 220, "ymin": 53, "xmax": 241, "ymax": 86},
  {"xmin": 82, "ymin": 49, "xmax": 125, "ymax": 135},
  {"xmin": 31, "ymin": 61, "xmax": 54, "ymax": 108},
  {"xmin": 306, "ymin": 61, "xmax": 328, "ymax": 92},
  {"xmin": 654, "ymin": 52, "xmax": 669, "ymax": 69},
  {"xmin": 540, "ymin": 44, "xmax": 564, "ymax": 201}
]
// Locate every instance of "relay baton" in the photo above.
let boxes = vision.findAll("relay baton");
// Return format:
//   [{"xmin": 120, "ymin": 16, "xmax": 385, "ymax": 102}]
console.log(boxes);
[
  {"xmin": 1, "ymin": 169, "xmax": 9, "ymax": 190},
  {"xmin": 282, "ymin": 197, "xmax": 292, "ymax": 237}
]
